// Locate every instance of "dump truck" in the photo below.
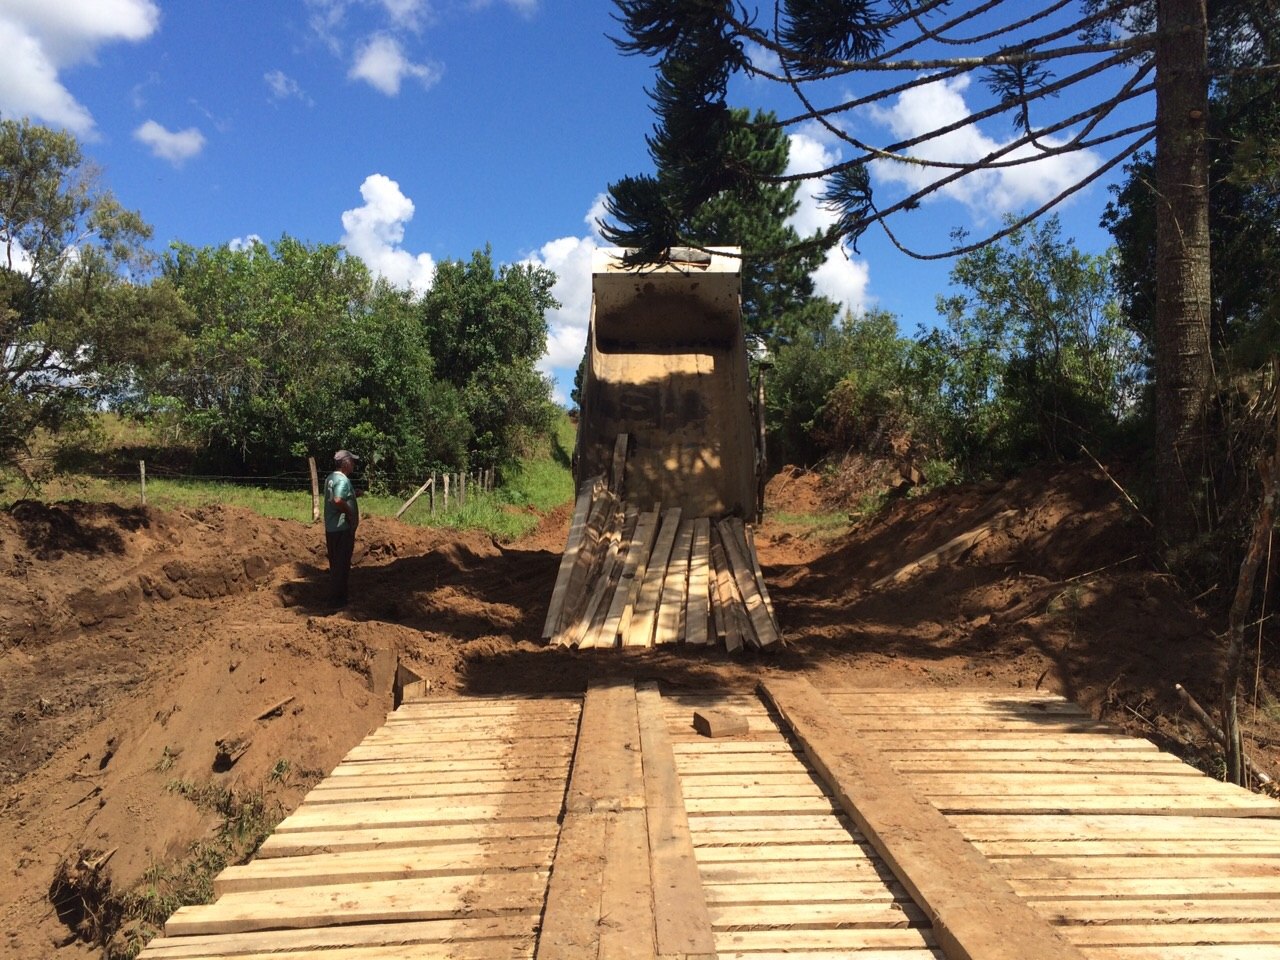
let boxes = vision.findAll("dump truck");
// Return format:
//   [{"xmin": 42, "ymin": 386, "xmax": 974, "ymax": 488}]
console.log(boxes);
[
  {"xmin": 574, "ymin": 246, "xmax": 762, "ymax": 520},
  {"xmin": 542, "ymin": 247, "xmax": 779, "ymax": 652}
]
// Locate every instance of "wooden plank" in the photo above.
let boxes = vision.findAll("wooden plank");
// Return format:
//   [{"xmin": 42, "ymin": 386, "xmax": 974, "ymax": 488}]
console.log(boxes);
[
  {"xmin": 387, "ymin": 703, "xmax": 581, "ymax": 718},
  {"xmin": 1064, "ymin": 921, "xmax": 1280, "ymax": 946},
  {"xmin": 587, "ymin": 503, "xmax": 638, "ymax": 649},
  {"xmin": 635, "ymin": 684, "xmax": 718, "ymax": 957},
  {"xmin": 903, "ymin": 773, "xmax": 1255, "ymax": 795},
  {"xmin": 707, "ymin": 900, "xmax": 926, "ymax": 929},
  {"xmin": 610, "ymin": 432, "xmax": 629, "ymax": 493},
  {"xmin": 760, "ymin": 677, "xmax": 1089, "ymax": 960},
  {"xmin": 683, "ymin": 796, "xmax": 838, "ymax": 815},
  {"xmin": 717, "ymin": 519, "xmax": 780, "ymax": 647},
  {"xmin": 536, "ymin": 813, "xmax": 609, "ymax": 960},
  {"xmin": 274, "ymin": 796, "xmax": 564, "ymax": 832},
  {"xmin": 305, "ymin": 780, "xmax": 567, "ymax": 804},
  {"xmin": 1074, "ymin": 947, "xmax": 1280, "ymax": 960},
  {"xmin": 687, "ymin": 814, "xmax": 858, "ymax": 834},
  {"xmin": 707, "ymin": 536, "xmax": 729, "ymax": 642},
  {"xmin": 1014, "ymin": 875, "xmax": 1280, "ymax": 899},
  {"xmin": 705, "ymin": 879, "xmax": 909, "ymax": 904},
  {"xmin": 164, "ymin": 872, "xmax": 548, "ymax": 936},
  {"xmin": 827, "ymin": 699, "xmax": 1088, "ymax": 716},
  {"xmin": 871, "ymin": 509, "xmax": 1018, "ymax": 589},
  {"xmin": 145, "ymin": 945, "xmax": 536, "ymax": 960},
  {"xmin": 697, "ymin": 844, "xmax": 879, "ymax": 863},
  {"xmin": 542, "ymin": 477, "xmax": 602, "ymax": 638},
  {"xmin": 555, "ymin": 489, "xmax": 619, "ymax": 644},
  {"xmin": 601, "ymin": 509, "xmax": 659, "ymax": 648},
  {"xmin": 713, "ymin": 950, "xmax": 942, "ymax": 960},
  {"xmin": 214, "ymin": 840, "xmax": 555, "ymax": 894},
  {"xmin": 892, "ymin": 760, "xmax": 1202, "ymax": 775},
  {"xmin": 348, "ymin": 728, "xmax": 576, "ymax": 746},
  {"xmin": 566, "ymin": 508, "xmax": 626, "ymax": 649},
  {"xmin": 140, "ymin": 916, "xmax": 537, "ymax": 958},
  {"xmin": 1041, "ymin": 898, "xmax": 1280, "ymax": 923},
  {"xmin": 539, "ymin": 679, "xmax": 650, "ymax": 960},
  {"xmin": 257, "ymin": 820, "xmax": 559, "ymax": 858},
  {"xmin": 694, "ymin": 828, "xmax": 862, "ymax": 847},
  {"xmin": 566, "ymin": 678, "xmax": 644, "ymax": 813},
  {"xmin": 342, "ymin": 742, "xmax": 573, "ymax": 763},
  {"xmin": 831, "ymin": 718, "xmax": 1119, "ymax": 734},
  {"xmin": 558, "ymin": 494, "xmax": 625, "ymax": 647},
  {"xmin": 628, "ymin": 507, "xmax": 682, "ymax": 648},
  {"xmin": 931, "ymin": 794, "xmax": 1280, "ymax": 817},
  {"xmin": 711, "ymin": 529, "xmax": 749, "ymax": 653},
  {"xmin": 995, "ymin": 856, "xmax": 1280, "ymax": 880},
  {"xmin": 714, "ymin": 927, "xmax": 938, "ymax": 952},
  {"xmin": 740, "ymin": 519, "xmax": 781, "ymax": 635},
  {"xmin": 685, "ymin": 519, "xmax": 712, "ymax": 645},
  {"xmin": 326, "ymin": 759, "xmax": 571, "ymax": 780},
  {"xmin": 977, "ymin": 838, "xmax": 1280, "ymax": 857},
  {"xmin": 655, "ymin": 520, "xmax": 695, "ymax": 645},
  {"xmin": 682, "ymin": 782, "xmax": 837, "ymax": 799},
  {"xmin": 952, "ymin": 813, "xmax": 1280, "ymax": 840},
  {"xmin": 699, "ymin": 861, "xmax": 891, "ymax": 884},
  {"xmin": 598, "ymin": 809, "xmax": 656, "ymax": 960}
]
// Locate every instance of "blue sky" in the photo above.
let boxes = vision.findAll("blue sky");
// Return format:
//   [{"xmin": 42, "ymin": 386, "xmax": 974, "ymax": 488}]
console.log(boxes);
[{"xmin": 0, "ymin": 0, "xmax": 1143, "ymax": 404}]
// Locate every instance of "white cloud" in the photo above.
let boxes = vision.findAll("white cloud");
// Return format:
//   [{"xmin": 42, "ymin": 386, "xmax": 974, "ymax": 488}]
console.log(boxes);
[
  {"xmin": 228, "ymin": 234, "xmax": 263, "ymax": 252},
  {"xmin": 522, "ymin": 233, "xmax": 599, "ymax": 394},
  {"xmin": 349, "ymin": 33, "xmax": 441, "ymax": 95},
  {"xmin": 133, "ymin": 120, "xmax": 205, "ymax": 166},
  {"xmin": 584, "ymin": 193, "xmax": 610, "ymax": 241},
  {"xmin": 744, "ymin": 41, "xmax": 781, "ymax": 79},
  {"xmin": 265, "ymin": 69, "xmax": 312, "ymax": 105},
  {"xmin": 866, "ymin": 73, "xmax": 1101, "ymax": 220},
  {"xmin": 784, "ymin": 128, "xmax": 872, "ymax": 315},
  {"xmin": 376, "ymin": 0, "xmax": 426, "ymax": 28},
  {"xmin": 340, "ymin": 173, "xmax": 436, "ymax": 291},
  {"xmin": 0, "ymin": 0, "xmax": 158, "ymax": 136},
  {"xmin": 812, "ymin": 248, "xmax": 870, "ymax": 315}
]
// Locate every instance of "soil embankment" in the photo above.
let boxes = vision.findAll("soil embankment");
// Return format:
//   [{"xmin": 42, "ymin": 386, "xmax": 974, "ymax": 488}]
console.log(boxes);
[{"xmin": 0, "ymin": 463, "xmax": 1270, "ymax": 958}]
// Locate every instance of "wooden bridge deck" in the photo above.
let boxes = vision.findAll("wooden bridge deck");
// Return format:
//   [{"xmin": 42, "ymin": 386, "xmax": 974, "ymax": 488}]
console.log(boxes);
[{"xmin": 141, "ymin": 682, "xmax": 1280, "ymax": 960}]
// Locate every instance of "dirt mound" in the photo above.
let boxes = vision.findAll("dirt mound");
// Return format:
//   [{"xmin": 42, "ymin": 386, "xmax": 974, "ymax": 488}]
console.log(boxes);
[
  {"xmin": 759, "ymin": 462, "xmax": 1232, "ymax": 729},
  {"xmin": 2, "ymin": 462, "xmax": 1276, "ymax": 958}
]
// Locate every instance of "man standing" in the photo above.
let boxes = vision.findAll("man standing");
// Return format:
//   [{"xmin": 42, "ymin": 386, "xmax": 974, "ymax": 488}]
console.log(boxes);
[{"xmin": 323, "ymin": 450, "xmax": 360, "ymax": 608}]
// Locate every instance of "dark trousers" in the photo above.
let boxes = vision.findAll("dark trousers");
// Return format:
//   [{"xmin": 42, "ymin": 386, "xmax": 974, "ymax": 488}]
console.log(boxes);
[{"xmin": 325, "ymin": 529, "xmax": 355, "ymax": 605}]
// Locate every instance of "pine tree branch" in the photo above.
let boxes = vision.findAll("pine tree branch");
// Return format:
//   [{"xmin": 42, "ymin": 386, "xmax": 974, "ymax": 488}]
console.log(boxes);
[{"xmin": 868, "ymin": 130, "xmax": 1155, "ymax": 261}]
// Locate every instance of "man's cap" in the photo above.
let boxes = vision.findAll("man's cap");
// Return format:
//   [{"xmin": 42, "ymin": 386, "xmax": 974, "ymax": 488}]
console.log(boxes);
[{"xmin": 334, "ymin": 450, "xmax": 359, "ymax": 464}]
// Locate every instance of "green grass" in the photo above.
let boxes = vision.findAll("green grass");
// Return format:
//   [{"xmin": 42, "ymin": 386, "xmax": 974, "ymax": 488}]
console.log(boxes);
[
  {"xmin": 767, "ymin": 509, "xmax": 853, "ymax": 538},
  {"xmin": 3, "ymin": 413, "xmax": 578, "ymax": 541}
]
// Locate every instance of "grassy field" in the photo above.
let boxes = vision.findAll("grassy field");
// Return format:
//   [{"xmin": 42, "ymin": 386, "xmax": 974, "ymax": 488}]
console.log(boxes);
[{"xmin": 3, "ymin": 415, "xmax": 578, "ymax": 541}]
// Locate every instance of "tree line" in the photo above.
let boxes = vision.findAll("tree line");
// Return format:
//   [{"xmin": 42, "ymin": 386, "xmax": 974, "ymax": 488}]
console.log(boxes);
[{"xmin": 1, "ymin": 118, "xmax": 559, "ymax": 490}]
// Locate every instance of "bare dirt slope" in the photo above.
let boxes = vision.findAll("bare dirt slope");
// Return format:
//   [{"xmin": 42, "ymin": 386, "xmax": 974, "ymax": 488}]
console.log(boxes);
[{"xmin": 1, "ymin": 463, "xmax": 1274, "ymax": 958}]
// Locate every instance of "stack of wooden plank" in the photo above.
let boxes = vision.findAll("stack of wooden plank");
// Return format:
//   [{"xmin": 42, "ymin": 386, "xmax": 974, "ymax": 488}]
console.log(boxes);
[{"xmin": 541, "ymin": 473, "xmax": 781, "ymax": 651}]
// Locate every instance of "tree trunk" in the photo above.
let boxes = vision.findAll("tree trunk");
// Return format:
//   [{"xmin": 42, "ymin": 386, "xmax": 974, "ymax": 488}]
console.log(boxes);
[{"xmin": 1154, "ymin": 0, "xmax": 1213, "ymax": 545}]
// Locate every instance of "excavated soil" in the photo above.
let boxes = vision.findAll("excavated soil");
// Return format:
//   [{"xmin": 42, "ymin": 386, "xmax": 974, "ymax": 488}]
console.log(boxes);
[{"xmin": 3, "ymin": 462, "xmax": 1279, "ymax": 958}]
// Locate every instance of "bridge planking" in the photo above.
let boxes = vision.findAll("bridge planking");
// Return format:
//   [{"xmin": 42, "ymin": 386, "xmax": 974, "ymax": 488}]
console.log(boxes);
[{"xmin": 141, "ymin": 683, "xmax": 1280, "ymax": 960}]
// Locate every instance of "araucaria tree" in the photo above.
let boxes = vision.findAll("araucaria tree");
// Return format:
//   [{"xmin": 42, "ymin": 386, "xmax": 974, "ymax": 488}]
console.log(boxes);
[
  {"xmin": 605, "ymin": 106, "xmax": 838, "ymax": 347},
  {"xmin": 606, "ymin": 0, "xmax": 1277, "ymax": 543}
]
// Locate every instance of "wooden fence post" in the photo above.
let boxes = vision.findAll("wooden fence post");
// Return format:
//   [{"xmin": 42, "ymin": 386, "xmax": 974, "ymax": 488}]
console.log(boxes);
[
  {"xmin": 308, "ymin": 457, "xmax": 320, "ymax": 523},
  {"xmin": 139, "ymin": 460, "xmax": 147, "ymax": 506},
  {"xmin": 395, "ymin": 476, "xmax": 434, "ymax": 519},
  {"xmin": 443, "ymin": 473, "xmax": 450, "ymax": 511},
  {"xmin": 429, "ymin": 473, "xmax": 436, "ymax": 514}
]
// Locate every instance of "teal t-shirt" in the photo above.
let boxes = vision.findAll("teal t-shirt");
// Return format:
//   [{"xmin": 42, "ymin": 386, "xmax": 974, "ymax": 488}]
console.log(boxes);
[{"xmin": 323, "ymin": 470, "xmax": 359, "ymax": 533}]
